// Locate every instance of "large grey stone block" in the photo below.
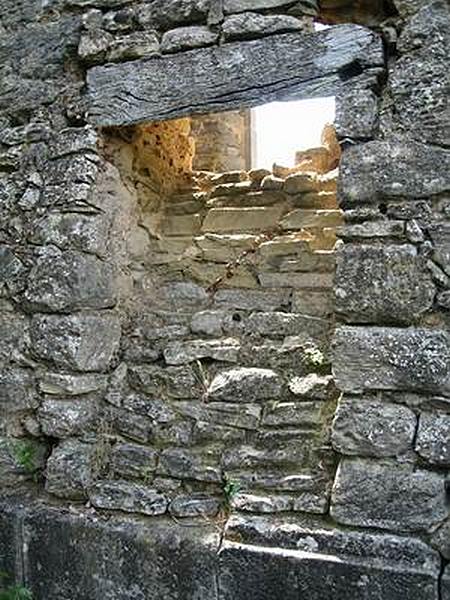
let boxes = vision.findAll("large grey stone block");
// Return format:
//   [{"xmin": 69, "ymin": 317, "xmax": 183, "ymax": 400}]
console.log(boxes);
[
  {"xmin": 0, "ymin": 367, "xmax": 38, "ymax": 413},
  {"xmin": 30, "ymin": 313, "xmax": 121, "ymax": 372},
  {"xmin": 223, "ymin": 514, "xmax": 441, "ymax": 599},
  {"xmin": 89, "ymin": 481, "xmax": 168, "ymax": 516},
  {"xmin": 330, "ymin": 458, "xmax": 448, "ymax": 532},
  {"xmin": 24, "ymin": 249, "xmax": 117, "ymax": 312},
  {"xmin": 0, "ymin": 313, "xmax": 28, "ymax": 362},
  {"xmin": 390, "ymin": 1, "xmax": 450, "ymax": 146},
  {"xmin": 335, "ymin": 244, "xmax": 435, "ymax": 324},
  {"xmin": 331, "ymin": 398, "xmax": 416, "ymax": 457},
  {"xmin": 45, "ymin": 440, "xmax": 94, "ymax": 499},
  {"xmin": 87, "ymin": 26, "xmax": 383, "ymax": 126},
  {"xmin": 0, "ymin": 496, "xmax": 442, "ymax": 600},
  {"xmin": 416, "ymin": 412, "xmax": 450, "ymax": 466},
  {"xmin": 339, "ymin": 138, "xmax": 450, "ymax": 205},
  {"xmin": 332, "ymin": 327, "xmax": 450, "ymax": 395},
  {"xmin": 218, "ymin": 537, "xmax": 440, "ymax": 600},
  {"xmin": 37, "ymin": 399, "xmax": 99, "ymax": 438},
  {"xmin": 30, "ymin": 212, "xmax": 110, "ymax": 257},
  {"xmin": 19, "ymin": 500, "xmax": 219, "ymax": 600},
  {"xmin": 431, "ymin": 517, "xmax": 450, "ymax": 559}
]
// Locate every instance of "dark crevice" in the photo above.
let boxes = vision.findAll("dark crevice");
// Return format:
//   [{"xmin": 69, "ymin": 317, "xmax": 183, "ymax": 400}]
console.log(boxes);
[{"xmin": 338, "ymin": 60, "xmax": 364, "ymax": 82}]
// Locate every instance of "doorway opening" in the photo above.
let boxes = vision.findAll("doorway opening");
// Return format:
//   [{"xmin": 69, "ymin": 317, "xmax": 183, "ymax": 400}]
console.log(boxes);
[{"xmin": 97, "ymin": 99, "xmax": 343, "ymax": 515}]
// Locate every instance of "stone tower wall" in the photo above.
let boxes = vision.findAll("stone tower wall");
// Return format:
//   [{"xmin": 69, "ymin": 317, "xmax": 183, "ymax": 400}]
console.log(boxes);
[{"xmin": 0, "ymin": 0, "xmax": 449, "ymax": 598}]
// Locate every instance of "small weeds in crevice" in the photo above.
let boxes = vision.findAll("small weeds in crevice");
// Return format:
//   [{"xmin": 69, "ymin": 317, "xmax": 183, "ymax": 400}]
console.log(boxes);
[
  {"xmin": 0, "ymin": 585, "xmax": 33, "ymax": 600},
  {"xmin": 222, "ymin": 477, "xmax": 241, "ymax": 513},
  {"xmin": 193, "ymin": 360, "xmax": 210, "ymax": 399},
  {"xmin": 0, "ymin": 573, "xmax": 33, "ymax": 600},
  {"xmin": 8, "ymin": 440, "xmax": 37, "ymax": 474}
]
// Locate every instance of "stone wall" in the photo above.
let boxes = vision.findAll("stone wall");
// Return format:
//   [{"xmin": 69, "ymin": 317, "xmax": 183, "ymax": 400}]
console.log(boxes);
[
  {"xmin": 0, "ymin": 0, "xmax": 449, "ymax": 598},
  {"xmin": 191, "ymin": 109, "xmax": 251, "ymax": 172},
  {"xmin": 86, "ymin": 120, "xmax": 341, "ymax": 517}
]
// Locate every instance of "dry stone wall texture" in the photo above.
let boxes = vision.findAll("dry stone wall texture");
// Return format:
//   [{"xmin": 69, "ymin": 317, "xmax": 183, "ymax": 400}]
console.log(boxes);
[{"xmin": 0, "ymin": 0, "xmax": 449, "ymax": 598}]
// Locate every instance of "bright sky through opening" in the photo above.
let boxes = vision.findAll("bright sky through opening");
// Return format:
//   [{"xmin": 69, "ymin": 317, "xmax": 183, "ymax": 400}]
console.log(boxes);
[{"xmin": 251, "ymin": 96, "xmax": 336, "ymax": 170}]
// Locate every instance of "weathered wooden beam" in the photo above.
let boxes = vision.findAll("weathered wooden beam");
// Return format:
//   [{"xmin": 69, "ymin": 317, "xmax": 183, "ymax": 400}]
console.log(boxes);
[{"xmin": 86, "ymin": 25, "xmax": 384, "ymax": 127}]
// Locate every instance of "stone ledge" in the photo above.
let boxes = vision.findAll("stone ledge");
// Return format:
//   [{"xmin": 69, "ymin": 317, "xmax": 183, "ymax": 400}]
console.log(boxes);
[{"xmin": 0, "ymin": 494, "xmax": 442, "ymax": 600}]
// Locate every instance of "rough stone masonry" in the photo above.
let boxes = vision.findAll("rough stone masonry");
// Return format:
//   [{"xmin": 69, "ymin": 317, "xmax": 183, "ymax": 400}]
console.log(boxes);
[{"xmin": 0, "ymin": 0, "xmax": 449, "ymax": 599}]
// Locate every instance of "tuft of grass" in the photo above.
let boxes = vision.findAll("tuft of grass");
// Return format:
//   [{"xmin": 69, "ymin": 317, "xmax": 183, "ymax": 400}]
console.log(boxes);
[
  {"xmin": 8, "ymin": 440, "xmax": 36, "ymax": 474},
  {"xmin": 0, "ymin": 574, "xmax": 33, "ymax": 600},
  {"xmin": 0, "ymin": 585, "xmax": 33, "ymax": 600}
]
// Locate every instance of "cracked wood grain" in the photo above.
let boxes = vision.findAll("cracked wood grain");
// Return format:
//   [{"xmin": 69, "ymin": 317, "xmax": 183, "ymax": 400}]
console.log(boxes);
[{"xmin": 86, "ymin": 25, "xmax": 384, "ymax": 127}]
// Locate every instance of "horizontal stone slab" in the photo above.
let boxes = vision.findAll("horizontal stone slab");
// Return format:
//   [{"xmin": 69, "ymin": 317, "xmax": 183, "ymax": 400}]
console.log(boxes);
[
  {"xmin": 38, "ymin": 371, "xmax": 108, "ymax": 396},
  {"xmin": 163, "ymin": 338, "xmax": 241, "ymax": 365},
  {"xmin": 262, "ymin": 401, "xmax": 324, "ymax": 427},
  {"xmin": 201, "ymin": 207, "xmax": 284, "ymax": 233},
  {"xmin": 89, "ymin": 481, "xmax": 168, "ymax": 516},
  {"xmin": 213, "ymin": 288, "xmax": 290, "ymax": 311},
  {"xmin": 87, "ymin": 26, "xmax": 383, "ymax": 126},
  {"xmin": 175, "ymin": 400, "xmax": 262, "ymax": 430},
  {"xmin": 158, "ymin": 448, "xmax": 222, "ymax": 483},
  {"xmin": 340, "ymin": 138, "xmax": 450, "ymax": 205},
  {"xmin": 331, "ymin": 458, "xmax": 448, "ymax": 532},
  {"xmin": 247, "ymin": 311, "xmax": 329, "ymax": 338},
  {"xmin": 223, "ymin": 514, "xmax": 441, "ymax": 600},
  {"xmin": 258, "ymin": 272, "xmax": 334, "ymax": 289},
  {"xmin": 332, "ymin": 327, "xmax": 450, "ymax": 395},
  {"xmin": 208, "ymin": 367, "xmax": 282, "ymax": 402},
  {"xmin": 280, "ymin": 209, "xmax": 343, "ymax": 230},
  {"xmin": 218, "ymin": 539, "xmax": 440, "ymax": 600},
  {"xmin": 0, "ymin": 495, "xmax": 441, "ymax": 600},
  {"xmin": 0, "ymin": 495, "xmax": 219, "ymax": 600}
]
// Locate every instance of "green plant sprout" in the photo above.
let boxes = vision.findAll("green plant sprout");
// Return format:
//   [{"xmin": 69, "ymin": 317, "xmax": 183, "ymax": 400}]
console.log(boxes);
[
  {"xmin": 0, "ymin": 584, "xmax": 33, "ymax": 600},
  {"xmin": 8, "ymin": 440, "xmax": 36, "ymax": 474},
  {"xmin": 0, "ymin": 573, "xmax": 33, "ymax": 600},
  {"xmin": 222, "ymin": 477, "xmax": 241, "ymax": 511}
]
